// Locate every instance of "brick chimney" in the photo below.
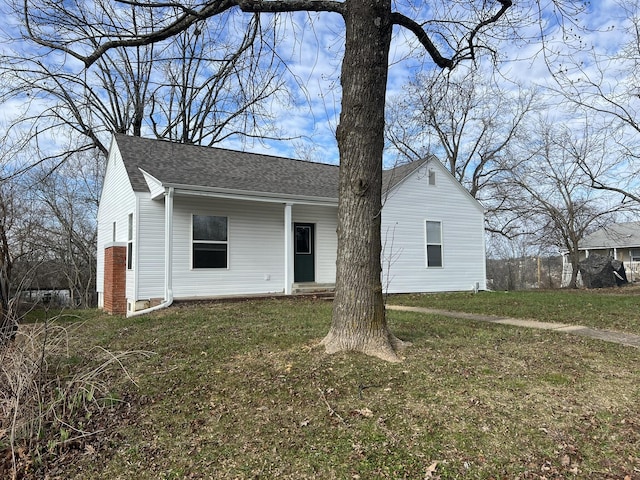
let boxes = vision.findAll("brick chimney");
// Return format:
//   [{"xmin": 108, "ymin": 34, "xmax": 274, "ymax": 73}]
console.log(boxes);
[{"xmin": 104, "ymin": 243, "xmax": 127, "ymax": 315}]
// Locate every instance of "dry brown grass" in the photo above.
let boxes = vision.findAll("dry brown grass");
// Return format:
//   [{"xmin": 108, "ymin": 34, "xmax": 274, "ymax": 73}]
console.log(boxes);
[{"xmin": 0, "ymin": 315, "xmax": 150, "ymax": 479}]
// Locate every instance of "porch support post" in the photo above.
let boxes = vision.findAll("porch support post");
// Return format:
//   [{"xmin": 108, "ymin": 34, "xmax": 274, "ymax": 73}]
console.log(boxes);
[{"xmin": 284, "ymin": 203, "xmax": 293, "ymax": 295}]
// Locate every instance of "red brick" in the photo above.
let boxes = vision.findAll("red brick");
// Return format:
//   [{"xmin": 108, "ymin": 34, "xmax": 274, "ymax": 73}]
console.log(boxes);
[{"xmin": 104, "ymin": 246, "xmax": 127, "ymax": 315}]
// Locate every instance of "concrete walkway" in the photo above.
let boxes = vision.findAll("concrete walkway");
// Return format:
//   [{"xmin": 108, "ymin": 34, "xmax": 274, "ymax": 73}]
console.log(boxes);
[{"xmin": 387, "ymin": 305, "xmax": 640, "ymax": 348}]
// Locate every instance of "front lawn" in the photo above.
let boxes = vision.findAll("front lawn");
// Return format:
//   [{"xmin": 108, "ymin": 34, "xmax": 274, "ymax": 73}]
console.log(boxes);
[
  {"xmin": 387, "ymin": 287, "xmax": 640, "ymax": 335},
  {"xmin": 2, "ymin": 293, "xmax": 639, "ymax": 479}
]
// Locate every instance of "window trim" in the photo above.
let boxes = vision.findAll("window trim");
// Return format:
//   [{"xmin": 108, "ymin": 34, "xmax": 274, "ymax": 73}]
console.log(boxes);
[
  {"xmin": 191, "ymin": 214, "xmax": 229, "ymax": 269},
  {"xmin": 425, "ymin": 220, "xmax": 443, "ymax": 268},
  {"xmin": 127, "ymin": 213, "xmax": 133, "ymax": 270},
  {"xmin": 630, "ymin": 248, "xmax": 640, "ymax": 262}
]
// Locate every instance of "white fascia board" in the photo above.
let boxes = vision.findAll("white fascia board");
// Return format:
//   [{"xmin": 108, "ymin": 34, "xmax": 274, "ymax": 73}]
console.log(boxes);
[
  {"xmin": 582, "ymin": 243, "xmax": 640, "ymax": 250},
  {"xmin": 167, "ymin": 183, "xmax": 338, "ymax": 207},
  {"xmin": 139, "ymin": 168, "xmax": 166, "ymax": 199}
]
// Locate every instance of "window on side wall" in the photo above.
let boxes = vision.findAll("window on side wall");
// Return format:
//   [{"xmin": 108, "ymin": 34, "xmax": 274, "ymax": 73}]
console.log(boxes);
[
  {"xmin": 127, "ymin": 214, "xmax": 133, "ymax": 270},
  {"xmin": 425, "ymin": 220, "xmax": 443, "ymax": 268},
  {"xmin": 192, "ymin": 215, "xmax": 228, "ymax": 269},
  {"xmin": 630, "ymin": 249, "xmax": 640, "ymax": 262}
]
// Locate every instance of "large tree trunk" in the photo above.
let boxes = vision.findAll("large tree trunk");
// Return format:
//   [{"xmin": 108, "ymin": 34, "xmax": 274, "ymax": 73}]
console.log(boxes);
[{"xmin": 321, "ymin": 0, "xmax": 408, "ymax": 362}]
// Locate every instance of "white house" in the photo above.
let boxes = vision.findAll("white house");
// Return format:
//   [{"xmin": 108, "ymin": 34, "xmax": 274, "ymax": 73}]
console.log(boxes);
[{"xmin": 96, "ymin": 134, "xmax": 486, "ymax": 315}]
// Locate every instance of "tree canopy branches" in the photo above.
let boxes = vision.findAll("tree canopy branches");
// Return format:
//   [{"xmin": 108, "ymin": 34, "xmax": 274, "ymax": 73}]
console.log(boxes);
[{"xmin": 20, "ymin": 0, "xmax": 521, "ymax": 71}]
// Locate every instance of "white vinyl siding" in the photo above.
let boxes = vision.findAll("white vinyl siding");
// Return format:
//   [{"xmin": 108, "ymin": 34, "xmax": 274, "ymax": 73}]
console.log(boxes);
[
  {"xmin": 171, "ymin": 197, "xmax": 285, "ymax": 298},
  {"xmin": 96, "ymin": 144, "xmax": 137, "ymax": 298},
  {"xmin": 381, "ymin": 161, "xmax": 486, "ymax": 293},
  {"xmin": 135, "ymin": 195, "xmax": 165, "ymax": 300}
]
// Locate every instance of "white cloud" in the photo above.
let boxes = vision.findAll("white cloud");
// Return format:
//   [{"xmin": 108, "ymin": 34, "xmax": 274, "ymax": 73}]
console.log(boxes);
[{"xmin": 0, "ymin": 1, "xmax": 634, "ymax": 170}]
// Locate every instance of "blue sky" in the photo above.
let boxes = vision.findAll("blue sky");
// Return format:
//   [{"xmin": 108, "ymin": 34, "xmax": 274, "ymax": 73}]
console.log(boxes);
[
  {"xmin": 0, "ymin": 0, "xmax": 634, "ymax": 169},
  {"xmin": 215, "ymin": 1, "xmax": 635, "ymax": 166}
]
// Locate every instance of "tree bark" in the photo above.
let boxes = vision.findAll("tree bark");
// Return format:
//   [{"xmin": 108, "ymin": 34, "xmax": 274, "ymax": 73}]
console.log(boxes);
[
  {"xmin": 321, "ymin": 0, "xmax": 408, "ymax": 362},
  {"xmin": 568, "ymin": 248, "xmax": 580, "ymax": 289},
  {"xmin": 0, "ymin": 221, "xmax": 14, "ymax": 345}
]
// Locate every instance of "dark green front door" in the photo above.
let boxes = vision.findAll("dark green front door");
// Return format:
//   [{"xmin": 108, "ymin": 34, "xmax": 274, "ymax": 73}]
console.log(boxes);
[{"xmin": 294, "ymin": 223, "xmax": 315, "ymax": 282}]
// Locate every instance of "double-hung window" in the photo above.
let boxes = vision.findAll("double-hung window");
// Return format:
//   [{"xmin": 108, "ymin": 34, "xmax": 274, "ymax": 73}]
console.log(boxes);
[
  {"xmin": 192, "ymin": 215, "xmax": 228, "ymax": 269},
  {"xmin": 425, "ymin": 220, "xmax": 443, "ymax": 268}
]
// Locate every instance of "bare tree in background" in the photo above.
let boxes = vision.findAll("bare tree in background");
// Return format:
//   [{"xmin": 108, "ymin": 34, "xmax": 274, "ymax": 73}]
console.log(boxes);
[
  {"xmin": 0, "ymin": 3, "xmax": 155, "ymax": 161},
  {"xmin": 388, "ymin": 68, "xmax": 535, "ymax": 197},
  {"xmin": 21, "ymin": 0, "xmax": 589, "ymax": 361},
  {"xmin": 0, "ymin": 2, "xmax": 287, "ymax": 162},
  {"xmin": 0, "ymin": 148, "xmax": 101, "ymax": 314},
  {"xmin": 28, "ymin": 154, "xmax": 102, "ymax": 308},
  {"xmin": 386, "ymin": 67, "xmax": 538, "ymax": 237},
  {"xmin": 503, "ymin": 118, "xmax": 623, "ymax": 288},
  {"xmin": 549, "ymin": 0, "xmax": 640, "ymax": 203},
  {"xmin": 0, "ymin": 185, "xmax": 15, "ymax": 344},
  {"xmin": 150, "ymin": 16, "xmax": 288, "ymax": 145}
]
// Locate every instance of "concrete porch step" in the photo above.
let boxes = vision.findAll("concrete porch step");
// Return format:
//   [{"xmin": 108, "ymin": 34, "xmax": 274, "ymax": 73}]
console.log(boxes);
[{"xmin": 292, "ymin": 282, "xmax": 336, "ymax": 295}]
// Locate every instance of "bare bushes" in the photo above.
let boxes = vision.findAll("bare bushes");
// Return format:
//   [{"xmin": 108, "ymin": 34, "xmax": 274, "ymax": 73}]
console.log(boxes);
[{"xmin": 0, "ymin": 314, "xmax": 150, "ymax": 478}]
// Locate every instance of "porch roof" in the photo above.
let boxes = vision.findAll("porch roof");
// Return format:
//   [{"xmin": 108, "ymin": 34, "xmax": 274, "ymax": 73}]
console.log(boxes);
[
  {"xmin": 114, "ymin": 134, "xmax": 429, "ymax": 200},
  {"xmin": 580, "ymin": 222, "xmax": 640, "ymax": 249}
]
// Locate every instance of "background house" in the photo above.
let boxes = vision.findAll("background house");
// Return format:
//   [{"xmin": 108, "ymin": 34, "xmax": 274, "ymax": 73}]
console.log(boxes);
[
  {"xmin": 97, "ymin": 134, "xmax": 486, "ymax": 315},
  {"xmin": 561, "ymin": 221, "xmax": 640, "ymax": 286}
]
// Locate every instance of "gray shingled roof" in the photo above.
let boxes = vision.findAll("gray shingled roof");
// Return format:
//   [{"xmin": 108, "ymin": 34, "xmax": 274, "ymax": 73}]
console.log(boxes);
[
  {"xmin": 580, "ymin": 222, "xmax": 640, "ymax": 249},
  {"xmin": 114, "ymin": 134, "xmax": 428, "ymax": 199},
  {"xmin": 115, "ymin": 134, "xmax": 339, "ymax": 198},
  {"xmin": 382, "ymin": 157, "xmax": 430, "ymax": 192}
]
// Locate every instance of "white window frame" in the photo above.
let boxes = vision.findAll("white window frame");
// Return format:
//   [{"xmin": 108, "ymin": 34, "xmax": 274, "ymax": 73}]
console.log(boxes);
[
  {"xmin": 127, "ymin": 213, "xmax": 133, "ymax": 270},
  {"xmin": 191, "ymin": 214, "xmax": 229, "ymax": 269},
  {"xmin": 425, "ymin": 220, "xmax": 443, "ymax": 268},
  {"xmin": 630, "ymin": 248, "xmax": 640, "ymax": 262}
]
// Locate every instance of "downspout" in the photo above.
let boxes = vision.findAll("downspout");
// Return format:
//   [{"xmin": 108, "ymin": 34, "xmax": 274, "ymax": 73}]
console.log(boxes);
[{"xmin": 128, "ymin": 187, "xmax": 174, "ymax": 317}]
